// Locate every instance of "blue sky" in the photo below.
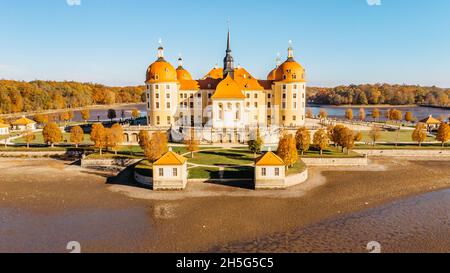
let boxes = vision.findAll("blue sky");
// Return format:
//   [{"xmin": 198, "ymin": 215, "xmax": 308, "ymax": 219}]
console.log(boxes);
[{"xmin": 1, "ymin": 0, "xmax": 449, "ymax": 87}]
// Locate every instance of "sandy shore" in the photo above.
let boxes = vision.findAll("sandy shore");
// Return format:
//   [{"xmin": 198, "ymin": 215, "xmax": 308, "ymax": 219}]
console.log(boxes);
[{"xmin": 0, "ymin": 157, "xmax": 449, "ymax": 252}]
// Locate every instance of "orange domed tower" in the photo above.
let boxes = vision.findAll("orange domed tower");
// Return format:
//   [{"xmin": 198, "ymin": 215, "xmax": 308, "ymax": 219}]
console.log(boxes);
[
  {"xmin": 145, "ymin": 44, "xmax": 180, "ymax": 127},
  {"xmin": 270, "ymin": 42, "xmax": 307, "ymax": 127}
]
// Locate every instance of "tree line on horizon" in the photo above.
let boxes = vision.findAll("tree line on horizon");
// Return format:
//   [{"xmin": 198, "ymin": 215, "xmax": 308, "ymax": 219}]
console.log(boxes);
[
  {"xmin": 307, "ymin": 83, "xmax": 450, "ymax": 107},
  {"xmin": 0, "ymin": 80, "xmax": 145, "ymax": 114}
]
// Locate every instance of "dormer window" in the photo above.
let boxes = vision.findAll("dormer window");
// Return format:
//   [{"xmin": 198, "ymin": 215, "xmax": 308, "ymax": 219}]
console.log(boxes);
[
  {"xmin": 293, "ymin": 74, "xmax": 297, "ymax": 79},
  {"xmin": 155, "ymin": 74, "xmax": 159, "ymax": 80}
]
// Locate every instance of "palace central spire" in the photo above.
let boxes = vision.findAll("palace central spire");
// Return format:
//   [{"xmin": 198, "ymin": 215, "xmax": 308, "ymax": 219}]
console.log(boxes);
[{"xmin": 223, "ymin": 29, "xmax": 235, "ymax": 79}]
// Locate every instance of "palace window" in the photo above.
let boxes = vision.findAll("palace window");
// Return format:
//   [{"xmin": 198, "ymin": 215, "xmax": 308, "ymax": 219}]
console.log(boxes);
[
  {"xmin": 246, "ymin": 102, "xmax": 250, "ymax": 108},
  {"xmin": 283, "ymin": 85, "xmax": 287, "ymax": 90},
  {"xmin": 208, "ymin": 93, "xmax": 212, "ymax": 99},
  {"xmin": 254, "ymin": 102, "xmax": 258, "ymax": 108},
  {"xmin": 173, "ymin": 168, "xmax": 178, "ymax": 177},
  {"xmin": 282, "ymin": 93, "xmax": 287, "ymax": 99},
  {"xmin": 261, "ymin": 168, "xmax": 267, "ymax": 177},
  {"xmin": 293, "ymin": 115, "xmax": 297, "ymax": 121},
  {"xmin": 246, "ymin": 93, "xmax": 250, "ymax": 99},
  {"xmin": 282, "ymin": 102, "xmax": 286, "ymax": 109},
  {"xmin": 159, "ymin": 168, "xmax": 164, "ymax": 177},
  {"xmin": 268, "ymin": 102, "xmax": 271, "ymax": 108},
  {"xmin": 166, "ymin": 102, "xmax": 171, "ymax": 109},
  {"xmin": 197, "ymin": 93, "xmax": 202, "ymax": 98},
  {"xmin": 155, "ymin": 84, "xmax": 159, "ymax": 90},
  {"xmin": 166, "ymin": 85, "xmax": 170, "ymax": 90},
  {"xmin": 156, "ymin": 116, "xmax": 160, "ymax": 125},
  {"xmin": 275, "ymin": 168, "xmax": 280, "ymax": 176},
  {"xmin": 155, "ymin": 93, "xmax": 159, "ymax": 99},
  {"xmin": 190, "ymin": 102, "xmax": 194, "ymax": 108},
  {"xmin": 293, "ymin": 93, "xmax": 297, "ymax": 99},
  {"xmin": 166, "ymin": 93, "xmax": 170, "ymax": 99},
  {"xmin": 282, "ymin": 116, "xmax": 286, "ymax": 121},
  {"xmin": 254, "ymin": 94, "xmax": 258, "ymax": 99},
  {"xmin": 167, "ymin": 116, "xmax": 171, "ymax": 124},
  {"xmin": 190, "ymin": 94, "xmax": 194, "ymax": 99},
  {"xmin": 156, "ymin": 102, "xmax": 160, "ymax": 109},
  {"xmin": 294, "ymin": 84, "xmax": 297, "ymax": 89},
  {"xmin": 268, "ymin": 94, "xmax": 271, "ymax": 99},
  {"xmin": 293, "ymin": 102, "xmax": 297, "ymax": 109},
  {"xmin": 180, "ymin": 94, "xmax": 183, "ymax": 99}
]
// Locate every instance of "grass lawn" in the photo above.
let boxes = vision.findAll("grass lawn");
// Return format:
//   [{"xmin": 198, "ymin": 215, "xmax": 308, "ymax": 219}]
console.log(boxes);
[
  {"xmin": 13, "ymin": 132, "xmax": 92, "ymax": 145},
  {"xmin": 188, "ymin": 149, "xmax": 255, "ymax": 166},
  {"xmin": 301, "ymin": 147, "xmax": 364, "ymax": 158},
  {"xmin": 360, "ymin": 130, "xmax": 434, "ymax": 143},
  {"xmin": 188, "ymin": 166, "xmax": 254, "ymax": 179},
  {"xmin": 287, "ymin": 160, "xmax": 307, "ymax": 176}
]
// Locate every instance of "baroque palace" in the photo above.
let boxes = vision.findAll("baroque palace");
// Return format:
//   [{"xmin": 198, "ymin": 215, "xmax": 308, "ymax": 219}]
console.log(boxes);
[{"xmin": 140, "ymin": 31, "xmax": 307, "ymax": 144}]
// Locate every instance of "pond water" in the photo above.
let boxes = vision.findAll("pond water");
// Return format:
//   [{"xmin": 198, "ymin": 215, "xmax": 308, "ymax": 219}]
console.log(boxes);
[{"xmin": 43, "ymin": 103, "xmax": 449, "ymax": 123}]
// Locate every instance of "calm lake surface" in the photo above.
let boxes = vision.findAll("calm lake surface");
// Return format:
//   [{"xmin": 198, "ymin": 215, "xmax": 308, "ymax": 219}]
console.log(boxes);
[{"xmin": 68, "ymin": 103, "xmax": 449, "ymax": 122}]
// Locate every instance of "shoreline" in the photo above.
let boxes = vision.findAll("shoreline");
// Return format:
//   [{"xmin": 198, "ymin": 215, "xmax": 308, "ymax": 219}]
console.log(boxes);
[
  {"xmin": 0, "ymin": 157, "xmax": 449, "ymax": 252},
  {"xmin": 308, "ymin": 104, "xmax": 419, "ymax": 109},
  {"xmin": 0, "ymin": 102, "xmax": 145, "ymax": 119}
]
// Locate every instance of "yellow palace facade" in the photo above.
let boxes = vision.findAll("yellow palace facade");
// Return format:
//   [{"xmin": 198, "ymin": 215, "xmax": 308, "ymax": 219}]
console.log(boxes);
[{"xmin": 144, "ymin": 32, "xmax": 307, "ymax": 144}]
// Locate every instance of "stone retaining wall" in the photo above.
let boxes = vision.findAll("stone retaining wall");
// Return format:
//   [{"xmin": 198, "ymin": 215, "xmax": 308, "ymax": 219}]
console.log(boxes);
[
  {"xmin": 302, "ymin": 157, "xmax": 368, "ymax": 166},
  {"xmin": 80, "ymin": 158, "xmax": 140, "ymax": 168},
  {"xmin": 134, "ymin": 171, "xmax": 153, "ymax": 187},
  {"xmin": 356, "ymin": 149, "xmax": 450, "ymax": 157}
]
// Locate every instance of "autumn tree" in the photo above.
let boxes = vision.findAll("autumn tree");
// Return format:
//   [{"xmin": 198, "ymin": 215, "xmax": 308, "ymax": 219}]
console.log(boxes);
[
  {"xmin": 107, "ymin": 109, "xmax": 117, "ymax": 123},
  {"xmin": 248, "ymin": 128, "xmax": 263, "ymax": 158},
  {"xmin": 146, "ymin": 131, "xmax": 168, "ymax": 163},
  {"xmin": 185, "ymin": 129, "xmax": 200, "ymax": 158},
  {"xmin": 412, "ymin": 123, "xmax": 427, "ymax": 147},
  {"xmin": 131, "ymin": 109, "xmax": 140, "ymax": 120},
  {"xmin": 306, "ymin": 108, "xmax": 313, "ymax": 119},
  {"xmin": 138, "ymin": 130, "xmax": 151, "ymax": 158},
  {"xmin": 340, "ymin": 127, "xmax": 356, "ymax": 155},
  {"xmin": 359, "ymin": 108, "xmax": 366, "ymax": 121},
  {"xmin": 68, "ymin": 111, "xmax": 74, "ymax": 122},
  {"xmin": 34, "ymin": 114, "xmax": 48, "ymax": 125},
  {"xmin": 354, "ymin": 131, "xmax": 363, "ymax": 142},
  {"xmin": 59, "ymin": 111, "xmax": 70, "ymax": 125},
  {"xmin": 313, "ymin": 128, "xmax": 330, "ymax": 155},
  {"xmin": 369, "ymin": 126, "xmax": 382, "ymax": 146},
  {"xmin": 328, "ymin": 124, "xmax": 346, "ymax": 149},
  {"xmin": 24, "ymin": 129, "xmax": 35, "ymax": 149},
  {"xmin": 70, "ymin": 126, "xmax": 84, "ymax": 148},
  {"xmin": 90, "ymin": 123, "xmax": 106, "ymax": 155},
  {"xmin": 404, "ymin": 111, "xmax": 414, "ymax": 123},
  {"xmin": 436, "ymin": 122, "xmax": 450, "ymax": 147},
  {"xmin": 276, "ymin": 134, "xmax": 298, "ymax": 169},
  {"xmin": 345, "ymin": 109, "xmax": 353, "ymax": 121},
  {"xmin": 319, "ymin": 109, "xmax": 328, "ymax": 120},
  {"xmin": 110, "ymin": 123, "xmax": 124, "ymax": 154},
  {"xmin": 372, "ymin": 108, "xmax": 380, "ymax": 121},
  {"xmin": 295, "ymin": 127, "xmax": 311, "ymax": 155},
  {"xmin": 42, "ymin": 122, "xmax": 62, "ymax": 148},
  {"xmin": 81, "ymin": 109, "xmax": 90, "ymax": 123}
]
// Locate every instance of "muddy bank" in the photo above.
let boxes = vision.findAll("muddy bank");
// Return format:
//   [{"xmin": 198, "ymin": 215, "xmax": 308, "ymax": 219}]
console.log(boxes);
[{"xmin": 0, "ymin": 158, "xmax": 449, "ymax": 252}]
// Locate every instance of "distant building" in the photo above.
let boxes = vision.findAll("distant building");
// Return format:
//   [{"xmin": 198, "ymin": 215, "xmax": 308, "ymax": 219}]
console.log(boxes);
[
  {"xmin": 152, "ymin": 149, "xmax": 188, "ymax": 190},
  {"xmin": 143, "ymin": 31, "xmax": 307, "ymax": 144},
  {"xmin": 419, "ymin": 115, "xmax": 442, "ymax": 131},
  {"xmin": 0, "ymin": 123, "xmax": 10, "ymax": 135},
  {"xmin": 254, "ymin": 151, "xmax": 286, "ymax": 189},
  {"xmin": 11, "ymin": 116, "xmax": 36, "ymax": 131}
]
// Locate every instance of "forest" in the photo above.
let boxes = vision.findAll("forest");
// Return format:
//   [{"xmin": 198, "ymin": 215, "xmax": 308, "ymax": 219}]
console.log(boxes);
[
  {"xmin": 307, "ymin": 83, "xmax": 450, "ymax": 107},
  {"xmin": 0, "ymin": 80, "xmax": 145, "ymax": 114}
]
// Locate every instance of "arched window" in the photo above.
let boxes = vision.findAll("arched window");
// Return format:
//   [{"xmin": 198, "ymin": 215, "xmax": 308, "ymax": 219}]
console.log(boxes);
[
  {"xmin": 235, "ymin": 103, "xmax": 241, "ymax": 120},
  {"xmin": 218, "ymin": 103, "xmax": 224, "ymax": 120}
]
